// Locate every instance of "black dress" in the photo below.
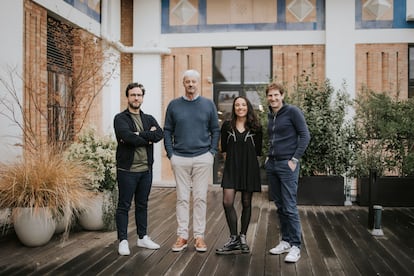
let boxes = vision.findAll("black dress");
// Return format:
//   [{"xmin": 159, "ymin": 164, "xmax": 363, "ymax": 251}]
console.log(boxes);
[{"xmin": 220, "ymin": 120, "xmax": 262, "ymax": 192}]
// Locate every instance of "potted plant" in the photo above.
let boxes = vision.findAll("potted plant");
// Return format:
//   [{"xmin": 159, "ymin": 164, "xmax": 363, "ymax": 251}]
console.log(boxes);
[
  {"xmin": 260, "ymin": 74, "xmax": 354, "ymax": 205},
  {"xmin": 351, "ymin": 88, "xmax": 414, "ymax": 206},
  {"xmin": 0, "ymin": 148, "xmax": 92, "ymax": 246},
  {"xmin": 65, "ymin": 128, "xmax": 117, "ymax": 231},
  {"xmin": 290, "ymin": 77, "xmax": 354, "ymax": 205}
]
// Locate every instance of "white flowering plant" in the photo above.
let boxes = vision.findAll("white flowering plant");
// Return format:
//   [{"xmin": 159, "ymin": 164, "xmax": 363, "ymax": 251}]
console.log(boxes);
[{"xmin": 65, "ymin": 128, "xmax": 117, "ymax": 193}]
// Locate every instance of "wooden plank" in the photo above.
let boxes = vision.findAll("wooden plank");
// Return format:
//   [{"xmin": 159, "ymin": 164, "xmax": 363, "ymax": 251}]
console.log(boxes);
[
  {"xmin": 294, "ymin": 234, "xmax": 313, "ymax": 276},
  {"xmin": 318, "ymin": 208, "xmax": 361, "ymax": 275},
  {"xmin": 309, "ymin": 207, "xmax": 345, "ymax": 275},
  {"xmin": 339, "ymin": 209, "xmax": 394, "ymax": 275},
  {"xmin": 300, "ymin": 207, "xmax": 330, "ymax": 275},
  {"xmin": 181, "ymin": 189, "xmax": 229, "ymax": 276},
  {"xmin": 248, "ymin": 201, "xmax": 270, "ymax": 276},
  {"xmin": 1, "ymin": 188, "xmax": 414, "ymax": 276},
  {"xmin": 326, "ymin": 211, "xmax": 376, "ymax": 275},
  {"xmin": 264, "ymin": 205, "xmax": 282, "ymax": 276}
]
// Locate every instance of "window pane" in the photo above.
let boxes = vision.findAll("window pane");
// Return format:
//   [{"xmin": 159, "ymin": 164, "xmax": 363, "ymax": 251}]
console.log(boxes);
[
  {"xmin": 244, "ymin": 49, "xmax": 271, "ymax": 84},
  {"xmin": 214, "ymin": 50, "xmax": 241, "ymax": 84},
  {"xmin": 245, "ymin": 90, "xmax": 262, "ymax": 111},
  {"xmin": 217, "ymin": 90, "xmax": 239, "ymax": 123}
]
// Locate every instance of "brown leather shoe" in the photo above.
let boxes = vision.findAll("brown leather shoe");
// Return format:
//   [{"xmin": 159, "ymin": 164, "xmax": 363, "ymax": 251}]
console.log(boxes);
[
  {"xmin": 194, "ymin": 237, "xmax": 207, "ymax": 252},
  {"xmin": 172, "ymin": 237, "xmax": 188, "ymax": 252}
]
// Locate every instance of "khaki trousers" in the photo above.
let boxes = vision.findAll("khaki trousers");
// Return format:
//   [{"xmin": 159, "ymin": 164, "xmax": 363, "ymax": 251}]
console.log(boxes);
[{"xmin": 170, "ymin": 152, "xmax": 214, "ymax": 240}]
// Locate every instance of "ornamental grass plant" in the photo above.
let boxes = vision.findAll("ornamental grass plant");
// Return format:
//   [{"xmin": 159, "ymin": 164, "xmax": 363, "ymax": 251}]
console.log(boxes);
[{"xmin": 0, "ymin": 147, "xmax": 93, "ymax": 235}]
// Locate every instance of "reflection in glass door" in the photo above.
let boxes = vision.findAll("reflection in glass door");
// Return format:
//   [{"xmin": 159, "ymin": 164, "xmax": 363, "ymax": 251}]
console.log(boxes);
[{"xmin": 213, "ymin": 47, "xmax": 271, "ymax": 184}]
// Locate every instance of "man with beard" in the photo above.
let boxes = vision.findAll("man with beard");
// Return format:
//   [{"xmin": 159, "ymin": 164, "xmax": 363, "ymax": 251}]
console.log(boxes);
[{"xmin": 114, "ymin": 83, "xmax": 164, "ymax": 255}]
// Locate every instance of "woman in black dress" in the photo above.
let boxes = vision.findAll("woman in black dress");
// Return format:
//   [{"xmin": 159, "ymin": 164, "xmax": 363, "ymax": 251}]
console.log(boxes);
[{"xmin": 216, "ymin": 96, "xmax": 262, "ymax": 255}]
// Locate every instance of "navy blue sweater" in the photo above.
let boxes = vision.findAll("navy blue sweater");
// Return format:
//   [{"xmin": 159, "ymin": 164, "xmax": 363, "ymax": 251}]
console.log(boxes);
[
  {"xmin": 267, "ymin": 104, "xmax": 310, "ymax": 160},
  {"xmin": 163, "ymin": 96, "xmax": 220, "ymax": 158}
]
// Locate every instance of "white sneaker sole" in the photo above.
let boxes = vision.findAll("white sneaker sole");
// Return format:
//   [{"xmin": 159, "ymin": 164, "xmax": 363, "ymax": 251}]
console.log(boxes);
[
  {"xmin": 118, "ymin": 250, "xmax": 130, "ymax": 256},
  {"xmin": 137, "ymin": 242, "xmax": 160, "ymax": 250},
  {"xmin": 195, "ymin": 246, "xmax": 207, "ymax": 252},
  {"xmin": 269, "ymin": 248, "xmax": 291, "ymax": 255},
  {"xmin": 172, "ymin": 244, "xmax": 188, "ymax": 252},
  {"xmin": 284, "ymin": 254, "xmax": 300, "ymax": 263}
]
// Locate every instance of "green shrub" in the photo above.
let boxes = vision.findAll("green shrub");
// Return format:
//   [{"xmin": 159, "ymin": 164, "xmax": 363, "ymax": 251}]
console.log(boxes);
[{"xmin": 351, "ymin": 88, "xmax": 414, "ymax": 177}]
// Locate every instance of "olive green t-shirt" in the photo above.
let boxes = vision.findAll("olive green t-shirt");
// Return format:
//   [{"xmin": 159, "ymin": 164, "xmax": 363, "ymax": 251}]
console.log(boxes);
[{"xmin": 130, "ymin": 113, "xmax": 149, "ymax": 172}]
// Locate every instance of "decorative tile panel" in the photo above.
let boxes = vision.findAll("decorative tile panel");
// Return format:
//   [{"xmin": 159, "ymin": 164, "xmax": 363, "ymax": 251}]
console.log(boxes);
[
  {"xmin": 288, "ymin": 0, "xmax": 314, "ymax": 22},
  {"xmin": 171, "ymin": 0, "xmax": 197, "ymax": 24},
  {"xmin": 363, "ymin": 0, "xmax": 393, "ymax": 20}
]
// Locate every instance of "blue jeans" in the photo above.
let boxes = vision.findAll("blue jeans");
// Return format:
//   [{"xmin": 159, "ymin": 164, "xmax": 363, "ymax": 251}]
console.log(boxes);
[
  {"xmin": 116, "ymin": 169, "xmax": 152, "ymax": 241},
  {"xmin": 265, "ymin": 159, "xmax": 302, "ymax": 248}
]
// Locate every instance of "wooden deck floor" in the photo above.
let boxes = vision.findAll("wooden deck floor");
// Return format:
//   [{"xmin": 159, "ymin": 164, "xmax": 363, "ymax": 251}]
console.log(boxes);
[{"xmin": 0, "ymin": 186, "xmax": 414, "ymax": 276}]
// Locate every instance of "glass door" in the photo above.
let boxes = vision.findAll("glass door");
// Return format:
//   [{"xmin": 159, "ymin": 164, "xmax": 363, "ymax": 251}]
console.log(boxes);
[{"xmin": 213, "ymin": 47, "xmax": 271, "ymax": 184}]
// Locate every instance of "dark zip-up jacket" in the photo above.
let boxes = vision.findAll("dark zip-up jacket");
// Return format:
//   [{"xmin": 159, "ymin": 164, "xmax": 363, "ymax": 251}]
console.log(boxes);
[
  {"xmin": 114, "ymin": 109, "xmax": 163, "ymax": 170},
  {"xmin": 267, "ymin": 103, "xmax": 310, "ymax": 160}
]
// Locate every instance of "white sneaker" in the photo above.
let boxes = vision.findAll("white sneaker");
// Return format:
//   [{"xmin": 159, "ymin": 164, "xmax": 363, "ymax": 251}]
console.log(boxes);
[
  {"xmin": 137, "ymin": 235, "xmax": 160, "ymax": 250},
  {"xmin": 118, "ymin": 240, "xmax": 130, "ymax": 256},
  {"xmin": 269, "ymin": 240, "xmax": 291, "ymax": 255},
  {"xmin": 284, "ymin": 246, "xmax": 300, "ymax": 263}
]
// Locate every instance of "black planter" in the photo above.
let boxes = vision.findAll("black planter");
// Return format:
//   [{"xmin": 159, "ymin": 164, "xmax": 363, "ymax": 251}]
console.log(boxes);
[
  {"xmin": 297, "ymin": 176, "xmax": 345, "ymax": 206},
  {"xmin": 267, "ymin": 175, "xmax": 345, "ymax": 206},
  {"xmin": 357, "ymin": 177, "xmax": 414, "ymax": 207}
]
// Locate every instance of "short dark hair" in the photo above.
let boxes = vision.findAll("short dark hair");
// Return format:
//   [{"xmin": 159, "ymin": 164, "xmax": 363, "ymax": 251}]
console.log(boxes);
[
  {"xmin": 125, "ymin": 83, "xmax": 145, "ymax": 97},
  {"xmin": 265, "ymin": 82, "xmax": 285, "ymax": 96}
]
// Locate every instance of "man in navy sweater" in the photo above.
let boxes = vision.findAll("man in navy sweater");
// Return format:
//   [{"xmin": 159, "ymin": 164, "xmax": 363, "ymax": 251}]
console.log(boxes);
[
  {"xmin": 164, "ymin": 69, "xmax": 220, "ymax": 252},
  {"xmin": 265, "ymin": 82, "xmax": 310, "ymax": 263}
]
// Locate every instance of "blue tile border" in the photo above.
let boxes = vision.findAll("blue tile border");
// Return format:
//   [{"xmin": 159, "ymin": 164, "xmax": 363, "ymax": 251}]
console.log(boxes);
[
  {"xmin": 161, "ymin": 0, "xmax": 325, "ymax": 33},
  {"xmin": 63, "ymin": 0, "xmax": 101, "ymax": 23},
  {"xmin": 356, "ymin": 0, "xmax": 414, "ymax": 29}
]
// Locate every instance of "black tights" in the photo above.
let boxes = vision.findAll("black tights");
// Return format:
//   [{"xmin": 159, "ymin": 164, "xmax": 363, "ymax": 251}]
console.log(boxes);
[{"xmin": 222, "ymin": 188, "xmax": 253, "ymax": 236}]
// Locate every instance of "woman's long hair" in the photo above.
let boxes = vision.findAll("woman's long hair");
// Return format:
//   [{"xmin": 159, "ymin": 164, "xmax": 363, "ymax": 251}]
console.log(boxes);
[{"xmin": 230, "ymin": 96, "xmax": 261, "ymax": 132}]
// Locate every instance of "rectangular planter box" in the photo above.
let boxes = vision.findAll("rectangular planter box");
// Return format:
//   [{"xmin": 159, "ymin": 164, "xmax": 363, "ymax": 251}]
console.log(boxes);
[
  {"xmin": 357, "ymin": 177, "xmax": 414, "ymax": 207},
  {"xmin": 297, "ymin": 176, "xmax": 345, "ymax": 206},
  {"xmin": 267, "ymin": 174, "xmax": 345, "ymax": 206}
]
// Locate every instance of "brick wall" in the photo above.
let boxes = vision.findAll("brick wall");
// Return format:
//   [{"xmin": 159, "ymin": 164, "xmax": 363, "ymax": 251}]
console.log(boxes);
[
  {"xmin": 273, "ymin": 45, "xmax": 325, "ymax": 89},
  {"xmin": 161, "ymin": 47, "xmax": 212, "ymax": 181},
  {"xmin": 356, "ymin": 43, "xmax": 408, "ymax": 98},
  {"xmin": 71, "ymin": 29, "xmax": 104, "ymax": 135},
  {"xmin": 24, "ymin": 0, "xmax": 108, "ymax": 149},
  {"xmin": 120, "ymin": 0, "xmax": 133, "ymax": 110},
  {"xmin": 24, "ymin": 0, "xmax": 48, "ymax": 149}
]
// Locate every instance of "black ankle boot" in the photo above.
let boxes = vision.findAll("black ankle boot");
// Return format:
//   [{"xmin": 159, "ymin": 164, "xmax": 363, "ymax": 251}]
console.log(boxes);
[
  {"xmin": 239, "ymin": 234, "xmax": 250, "ymax": 253},
  {"xmin": 215, "ymin": 235, "xmax": 241, "ymax": 255}
]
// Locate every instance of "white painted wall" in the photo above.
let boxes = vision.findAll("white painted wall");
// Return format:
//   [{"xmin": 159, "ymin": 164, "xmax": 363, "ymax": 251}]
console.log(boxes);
[
  {"xmin": 101, "ymin": 0, "xmax": 121, "ymax": 136},
  {"xmin": 133, "ymin": 0, "xmax": 165, "ymax": 183},
  {"xmin": 0, "ymin": 0, "xmax": 24, "ymax": 162},
  {"xmin": 101, "ymin": 47, "xmax": 121, "ymax": 136},
  {"xmin": 161, "ymin": 30, "xmax": 325, "ymax": 48},
  {"xmin": 325, "ymin": 0, "xmax": 356, "ymax": 98}
]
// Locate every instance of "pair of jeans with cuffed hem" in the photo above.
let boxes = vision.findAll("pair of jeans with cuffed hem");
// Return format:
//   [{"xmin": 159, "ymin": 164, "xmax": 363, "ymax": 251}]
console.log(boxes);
[
  {"xmin": 116, "ymin": 169, "xmax": 152, "ymax": 241},
  {"xmin": 171, "ymin": 152, "xmax": 213, "ymax": 240},
  {"xmin": 266, "ymin": 159, "xmax": 302, "ymax": 248}
]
